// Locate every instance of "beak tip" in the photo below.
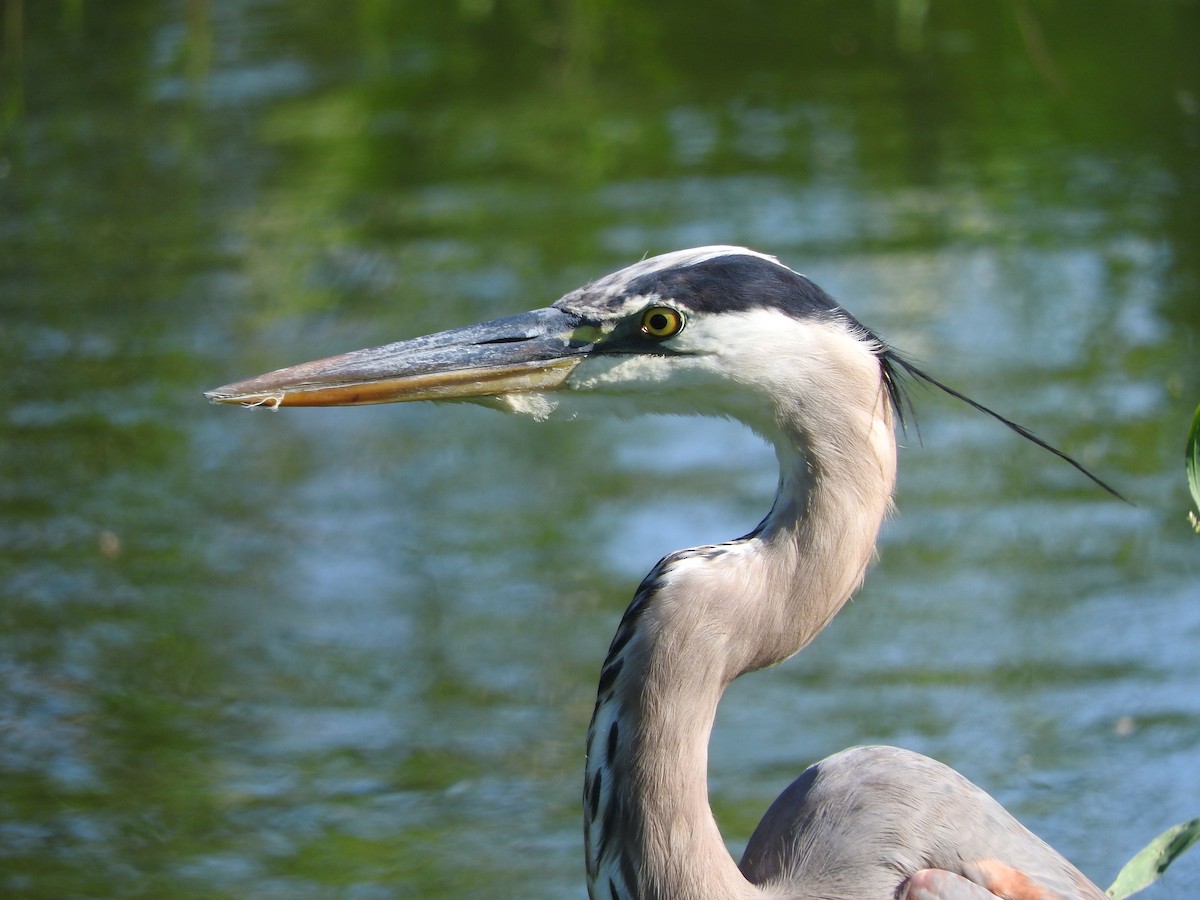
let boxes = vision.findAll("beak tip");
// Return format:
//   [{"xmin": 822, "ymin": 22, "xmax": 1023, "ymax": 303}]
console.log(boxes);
[
  {"xmin": 203, "ymin": 383, "xmax": 240, "ymax": 404},
  {"xmin": 203, "ymin": 383, "xmax": 285, "ymax": 409}
]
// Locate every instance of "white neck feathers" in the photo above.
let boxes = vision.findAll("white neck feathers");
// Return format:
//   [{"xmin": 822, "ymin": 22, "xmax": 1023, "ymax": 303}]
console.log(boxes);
[{"xmin": 584, "ymin": 326, "xmax": 897, "ymax": 900}]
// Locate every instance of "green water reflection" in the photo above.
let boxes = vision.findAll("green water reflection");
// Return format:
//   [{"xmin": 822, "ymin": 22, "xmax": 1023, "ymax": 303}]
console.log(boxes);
[{"xmin": 1, "ymin": 2, "xmax": 1198, "ymax": 897}]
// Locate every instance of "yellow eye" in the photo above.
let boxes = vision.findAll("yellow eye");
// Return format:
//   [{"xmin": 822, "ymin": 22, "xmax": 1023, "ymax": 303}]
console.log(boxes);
[{"xmin": 640, "ymin": 306, "xmax": 684, "ymax": 339}]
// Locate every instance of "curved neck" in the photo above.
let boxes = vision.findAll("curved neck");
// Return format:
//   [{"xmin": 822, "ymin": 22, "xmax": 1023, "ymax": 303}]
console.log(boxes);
[{"xmin": 584, "ymin": 389, "xmax": 896, "ymax": 900}]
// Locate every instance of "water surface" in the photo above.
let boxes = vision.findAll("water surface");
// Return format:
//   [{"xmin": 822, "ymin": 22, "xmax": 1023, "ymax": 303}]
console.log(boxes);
[{"xmin": 2, "ymin": 3, "xmax": 1198, "ymax": 897}]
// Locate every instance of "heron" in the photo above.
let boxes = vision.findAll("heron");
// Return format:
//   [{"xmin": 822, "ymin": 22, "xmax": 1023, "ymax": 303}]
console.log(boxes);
[{"xmin": 207, "ymin": 247, "xmax": 1117, "ymax": 900}]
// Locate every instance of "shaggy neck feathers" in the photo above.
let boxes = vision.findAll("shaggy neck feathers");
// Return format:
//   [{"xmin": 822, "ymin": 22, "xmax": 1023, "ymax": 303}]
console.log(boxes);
[{"xmin": 583, "ymin": 348, "xmax": 897, "ymax": 900}]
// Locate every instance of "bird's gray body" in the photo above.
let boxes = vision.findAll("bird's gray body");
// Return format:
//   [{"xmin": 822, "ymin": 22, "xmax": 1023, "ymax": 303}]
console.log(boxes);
[
  {"xmin": 208, "ymin": 246, "xmax": 1111, "ymax": 900},
  {"xmin": 742, "ymin": 745, "xmax": 1104, "ymax": 899}
]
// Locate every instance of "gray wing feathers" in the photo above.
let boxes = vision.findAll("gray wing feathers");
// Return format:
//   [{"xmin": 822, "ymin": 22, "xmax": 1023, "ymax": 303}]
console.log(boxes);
[{"xmin": 739, "ymin": 746, "xmax": 1107, "ymax": 899}]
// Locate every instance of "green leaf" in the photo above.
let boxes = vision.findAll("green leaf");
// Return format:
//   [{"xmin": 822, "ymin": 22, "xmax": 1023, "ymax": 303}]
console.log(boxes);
[
  {"xmin": 1107, "ymin": 817, "xmax": 1200, "ymax": 898},
  {"xmin": 1188, "ymin": 403, "xmax": 1200, "ymax": 533}
]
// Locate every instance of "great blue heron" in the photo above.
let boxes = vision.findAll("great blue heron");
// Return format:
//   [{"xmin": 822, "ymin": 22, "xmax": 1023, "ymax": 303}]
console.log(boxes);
[{"xmin": 207, "ymin": 247, "xmax": 1117, "ymax": 899}]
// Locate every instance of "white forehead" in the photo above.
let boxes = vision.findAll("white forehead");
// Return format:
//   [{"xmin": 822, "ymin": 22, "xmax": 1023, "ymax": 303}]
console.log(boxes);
[
  {"xmin": 564, "ymin": 246, "xmax": 805, "ymax": 317},
  {"xmin": 632, "ymin": 245, "xmax": 786, "ymax": 274}
]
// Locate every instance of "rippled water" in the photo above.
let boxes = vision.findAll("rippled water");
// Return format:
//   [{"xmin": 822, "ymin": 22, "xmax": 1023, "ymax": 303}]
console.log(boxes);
[{"xmin": 2, "ymin": 3, "xmax": 1198, "ymax": 897}]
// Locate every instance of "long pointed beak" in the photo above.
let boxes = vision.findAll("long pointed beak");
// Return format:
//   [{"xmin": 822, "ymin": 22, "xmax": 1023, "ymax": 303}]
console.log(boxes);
[{"xmin": 204, "ymin": 307, "xmax": 595, "ymax": 408}]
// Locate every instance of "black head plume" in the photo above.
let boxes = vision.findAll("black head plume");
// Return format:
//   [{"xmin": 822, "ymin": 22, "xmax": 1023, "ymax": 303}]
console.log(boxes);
[{"xmin": 878, "ymin": 349, "xmax": 1128, "ymax": 503}]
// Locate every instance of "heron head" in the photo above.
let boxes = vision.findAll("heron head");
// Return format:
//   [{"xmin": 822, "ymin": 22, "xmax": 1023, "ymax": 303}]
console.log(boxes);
[
  {"xmin": 206, "ymin": 245, "xmax": 1124, "ymax": 498},
  {"xmin": 204, "ymin": 246, "xmax": 902, "ymax": 440}
]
